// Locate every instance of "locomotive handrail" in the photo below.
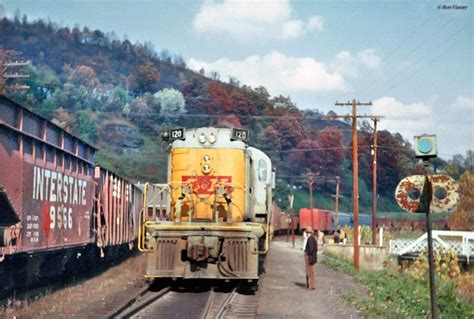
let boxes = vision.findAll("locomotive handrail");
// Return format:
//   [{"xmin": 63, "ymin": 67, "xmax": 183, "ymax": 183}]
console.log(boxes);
[
  {"xmin": 142, "ymin": 221, "xmax": 264, "ymax": 232},
  {"xmin": 138, "ymin": 182, "xmax": 148, "ymax": 252},
  {"xmin": 167, "ymin": 181, "xmax": 246, "ymax": 222}
]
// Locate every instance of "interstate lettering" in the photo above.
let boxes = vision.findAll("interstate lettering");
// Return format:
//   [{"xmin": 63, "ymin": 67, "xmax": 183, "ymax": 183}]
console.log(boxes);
[{"xmin": 32, "ymin": 166, "xmax": 87, "ymax": 205}]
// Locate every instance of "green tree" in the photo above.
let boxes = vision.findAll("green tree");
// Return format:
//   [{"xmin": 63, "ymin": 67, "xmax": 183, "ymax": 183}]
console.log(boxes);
[
  {"xmin": 75, "ymin": 111, "xmax": 98, "ymax": 143},
  {"xmin": 155, "ymin": 88, "xmax": 186, "ymax": 123}
]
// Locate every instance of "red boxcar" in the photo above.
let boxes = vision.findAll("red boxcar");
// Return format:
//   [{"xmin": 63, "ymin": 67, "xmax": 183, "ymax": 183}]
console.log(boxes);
[{"xmin": 299, "ymin": 208, "xmax": 332, "ymax": 232}]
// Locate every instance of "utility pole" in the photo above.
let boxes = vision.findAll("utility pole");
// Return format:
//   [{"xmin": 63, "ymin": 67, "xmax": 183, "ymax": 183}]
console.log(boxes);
[
  {"xmin": 289, "ymin": 193, "xmax": 295, "ymax": 249},
  {"xmin": 334, "ymin": 99, "xmax": 374, "ymax": 272},
  {"xmin": 334, "ymin": 176, "xmax": 340, "ymax": 232},
  {"xmin": 371, "ymin": 118, "xmax": 379, "ymax": 245},
  {"xmin": 0, "ymin": 59, "xmax": 31, "ymax": 95},
  {"xmin": 307, "ymin": 172, "xmax": 315, "ymax": 230}
]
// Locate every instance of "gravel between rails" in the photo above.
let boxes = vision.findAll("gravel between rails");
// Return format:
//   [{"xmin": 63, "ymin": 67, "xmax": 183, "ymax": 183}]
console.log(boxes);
[{"xmin": 257, "ymin": 238, "xmax": 367, "ymax": 319}]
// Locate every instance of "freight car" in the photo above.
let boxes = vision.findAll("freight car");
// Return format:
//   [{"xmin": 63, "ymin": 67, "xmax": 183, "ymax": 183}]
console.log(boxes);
[
  {"xmin": 139, "ymin": 127, "xmax": 274, "ymax": 280},
  {"xmin": 297, "ymin": 209, "xmax": 371, "ymax": 233},
  {"xmin": 271, "ymin": 202, "xmax": 299, "ymax": 236},
  {"xmin": 0, "ymin": 96, "xmax": 142, "ymax": 291},
  {"xmin": 299, "ymin": 208, "xmax": 332, "ymax": 232},
  {"xmin": 273, "ymin": 207, "xmax": 449, "ymax": 234}
]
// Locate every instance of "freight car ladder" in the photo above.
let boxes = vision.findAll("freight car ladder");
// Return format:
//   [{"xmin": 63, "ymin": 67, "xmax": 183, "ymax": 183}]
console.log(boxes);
[{"xmin": 0, "ymin": 187, "xmax": 21, "ymax": 260}]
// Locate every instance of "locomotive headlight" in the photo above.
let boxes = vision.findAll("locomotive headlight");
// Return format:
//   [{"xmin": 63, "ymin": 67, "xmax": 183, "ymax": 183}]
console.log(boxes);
[
  {"xmin": 202, "ymin": 163, "xmax": 212, "ymax": 174},
  {"xmin": 198, "ymin": 133, "xmax": 206, "ymax": 144},
  {"xmin": 207, "ymin": 132, "xmax": 216, "ymax": 144}
]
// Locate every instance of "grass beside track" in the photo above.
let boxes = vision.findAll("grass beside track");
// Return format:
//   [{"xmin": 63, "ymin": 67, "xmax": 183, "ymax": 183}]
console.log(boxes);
[{"xmin": 322, "ymin": 253, "xmax": 473, "ymax": 318}]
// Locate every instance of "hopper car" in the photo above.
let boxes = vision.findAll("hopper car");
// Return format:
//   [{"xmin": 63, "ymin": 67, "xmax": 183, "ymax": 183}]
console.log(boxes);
[{"xmin": 0, "ymin": 95, "xmax": 142, "ymax": 291}]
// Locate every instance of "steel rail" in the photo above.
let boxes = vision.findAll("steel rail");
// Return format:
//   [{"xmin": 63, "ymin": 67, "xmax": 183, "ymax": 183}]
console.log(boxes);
[
  {"xmin": 215, "ymin": 287, "xmax": 238, "ymax": 319},
  {"xmin": 106, "ymin": 285, "xmax": 171, "ymax": 318},
  {"xmin": 200, "ymin": 288, "xmax": 216, "ymax": 319}
]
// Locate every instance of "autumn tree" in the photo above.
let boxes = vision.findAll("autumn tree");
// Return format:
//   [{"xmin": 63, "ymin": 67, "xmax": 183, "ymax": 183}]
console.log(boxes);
[
  {"xmin": 271, "ymin": 95, "xmax": 300, "ymax": 116},
  {"xmin": 242, "ymin": 85, "xmax": 272, "ymax": 116},
  {"xmin": 445, "ymin": 154, "xmax": 467, "ymax": 180},
  {"xmin": 131, "ymin": 61, "xmax": 160, "ymax": 93},
  {"xmin": 448, "ymin": 171, "xmax": 474, "ymax": 230},
  {"xmin": 272, "ymin": 115, "xmax": 305, "ymax": 150},
  {"xmin": 315, "ymin": 127, "xmax": 344, "ymax": 181},
  {"xmin": 290, "ymin": 139, "xmax": 320, "ymax": 176},
  {"xmin": 257, "ymin": 125, "xmax": 282, "ymax": 166},
  {"xmin": 206, "ymin": 82, "xmax": 232, "ymax": 114},
  {"xmin": 65, "ymin": 65, "xmax": 101, "ymax": 92},
  {"xmin": 217, "ymin": 114, "xmax": 241, "ymax": 128}
]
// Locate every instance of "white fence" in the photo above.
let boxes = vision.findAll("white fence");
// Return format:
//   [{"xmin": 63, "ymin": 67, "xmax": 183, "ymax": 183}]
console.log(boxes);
[{"xmin": 389, "ymin": 231, "xmax": 474, "ymax": 263}]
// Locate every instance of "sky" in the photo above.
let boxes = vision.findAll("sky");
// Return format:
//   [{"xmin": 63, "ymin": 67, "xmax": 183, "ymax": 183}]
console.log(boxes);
[{"xmin": 2, "ymin": 0, "xmax": 473, "ymax": 159}]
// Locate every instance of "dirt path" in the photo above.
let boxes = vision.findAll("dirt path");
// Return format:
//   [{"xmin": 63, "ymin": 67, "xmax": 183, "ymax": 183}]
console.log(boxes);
[{"xmin": 257, "ymin": 238, "xmax": 367, "ymax": 319}]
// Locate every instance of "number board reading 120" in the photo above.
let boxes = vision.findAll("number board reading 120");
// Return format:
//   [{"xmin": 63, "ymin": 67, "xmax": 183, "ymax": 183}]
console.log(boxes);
[
  {"xmin": 231, "ymin": 128, "xmax": 249, "ymax": 142},
  {"xmin": 169, "ymin": 128, "xmax": 185, "ymax": 141}
]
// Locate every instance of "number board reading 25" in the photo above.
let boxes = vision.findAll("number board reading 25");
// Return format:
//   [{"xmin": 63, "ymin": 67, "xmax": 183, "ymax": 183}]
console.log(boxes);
[
  {"xmin": 231, "ymin": 128, "xmax": 249, "ymax": 142},
  {"xmin": 169, "ymin": 128, "xmax": 185, "ymax": 141}
]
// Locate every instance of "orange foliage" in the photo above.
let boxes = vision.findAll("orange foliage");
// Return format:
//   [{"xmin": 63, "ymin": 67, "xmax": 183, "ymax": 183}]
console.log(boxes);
[
  {"xmin": 448, "ymin": 171, "xmax": 474, "ymax": 231},
  {"xmin": 207, "ymin": 81, "xmax": 233, "ymax": 114}
]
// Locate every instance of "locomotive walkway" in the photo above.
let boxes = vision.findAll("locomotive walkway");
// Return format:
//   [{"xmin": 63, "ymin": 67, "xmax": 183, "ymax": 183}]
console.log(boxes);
[{"xmin": 257, "ymin": 238, "xmax": 367, "ymax": 319}]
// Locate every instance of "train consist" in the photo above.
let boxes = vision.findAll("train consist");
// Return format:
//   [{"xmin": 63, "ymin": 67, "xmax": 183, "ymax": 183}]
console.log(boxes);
[
  {"xmin": 0, "ymin": 96, "xmax": 143, "ymax": 290},
  {"xmin": 274, "ymin": 208, "xmax": 448, "ymax": 234},
  {"xmin": 139, "ymin": 127, "xmax": 274, "ymax": 280}
]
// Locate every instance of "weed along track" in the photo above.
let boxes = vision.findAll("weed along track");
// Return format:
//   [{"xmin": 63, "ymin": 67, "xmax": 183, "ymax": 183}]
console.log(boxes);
[{"xmin": 111, "ymin": 280, "xmax": 260, "ymax": 319}]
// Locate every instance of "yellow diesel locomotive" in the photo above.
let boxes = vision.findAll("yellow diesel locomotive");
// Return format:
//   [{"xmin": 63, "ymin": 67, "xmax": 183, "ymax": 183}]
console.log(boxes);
[{"xmin": 139, "ymin": 127, "xmax": 274, "ymax": 280}]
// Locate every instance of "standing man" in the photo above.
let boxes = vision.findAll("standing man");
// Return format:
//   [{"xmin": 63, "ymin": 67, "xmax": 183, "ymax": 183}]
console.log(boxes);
[{"xmin": 304, "ymin": 226, "xmax": 318, "ymax": 290}]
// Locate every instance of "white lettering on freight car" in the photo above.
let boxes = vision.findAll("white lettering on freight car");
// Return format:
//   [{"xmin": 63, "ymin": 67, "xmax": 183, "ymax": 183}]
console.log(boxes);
[
  {"xmin": 32, "ymin": 166, "xmax": 89, "ymax": 234},
  {"xmin": 50, "ymin": 171, "xmax": 57, "ymax": 202},
  {"xmin": 49, "ymin": 205, "xmax": 73, "ymax": 230},
  {"xmin": 57, "ymin": 172, "xmax": 63, "ymax": 203},
  {"xmin": 32, "ymin": 166, "xmax": 88, "ymax": 206}
]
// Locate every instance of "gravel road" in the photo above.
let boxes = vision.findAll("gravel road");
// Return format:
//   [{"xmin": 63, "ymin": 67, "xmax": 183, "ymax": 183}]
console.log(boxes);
[{"xmin": 257, "ymin": 238, "xmax": 367, "ymax": 319}]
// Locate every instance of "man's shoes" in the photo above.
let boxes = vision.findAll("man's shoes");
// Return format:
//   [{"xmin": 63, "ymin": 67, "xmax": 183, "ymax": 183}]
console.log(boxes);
[{"xmin": 306, "ymin": 288, "xmax": 315, "ymax": 290}]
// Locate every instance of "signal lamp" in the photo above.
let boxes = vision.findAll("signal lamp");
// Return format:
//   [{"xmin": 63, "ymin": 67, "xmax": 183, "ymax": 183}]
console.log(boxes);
[{"xmin": 414, "ymin": 134, "xmax": 437, "ymax": 159}]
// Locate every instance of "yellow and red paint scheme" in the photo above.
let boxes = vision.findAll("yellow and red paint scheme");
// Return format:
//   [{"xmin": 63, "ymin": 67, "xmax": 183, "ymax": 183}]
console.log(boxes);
[{"xmin": 140, "ymin": 127, "xmax": 273, "ymax": 279}]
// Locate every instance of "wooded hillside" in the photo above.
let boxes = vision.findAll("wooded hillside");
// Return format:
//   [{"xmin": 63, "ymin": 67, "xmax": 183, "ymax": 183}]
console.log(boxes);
[{"xmin": 1, "ymin": 15, "xmax": 472, "ymax": 213}]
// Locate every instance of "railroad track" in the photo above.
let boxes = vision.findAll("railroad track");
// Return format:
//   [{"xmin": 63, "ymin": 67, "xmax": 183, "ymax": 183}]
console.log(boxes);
[{"xmin": 109, "ymin": 280, "xmax": 260, "ymax": 319}]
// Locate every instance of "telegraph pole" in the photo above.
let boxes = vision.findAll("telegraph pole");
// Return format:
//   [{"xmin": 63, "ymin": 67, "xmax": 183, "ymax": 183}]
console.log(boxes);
[
  {"xmin": 289, "ymin": 194, "xmax": 295, "ymax": 248},
  {"xmin": 307, "ymin": 172, "xmax": 315, "ymax": 230},
  {"xmin": 334, "ymin": 99, "xmax": 373, "ymax": 272},
  {"xmin": 334, "ymin": 176, "xmax": 340, "ymax": 232},
  {"xmin": 0, "ymin": 59, "xmax": 31, "ymax": 95},
  {"xmin": 371, "ymin": 118, "xmax": 379, "ymax": 245}
]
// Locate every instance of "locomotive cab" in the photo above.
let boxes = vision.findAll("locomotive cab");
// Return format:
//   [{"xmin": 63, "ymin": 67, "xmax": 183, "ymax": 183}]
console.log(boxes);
[{"xmin": 140, "ymin": 127, "xmax": 273, "ymax": 280}]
